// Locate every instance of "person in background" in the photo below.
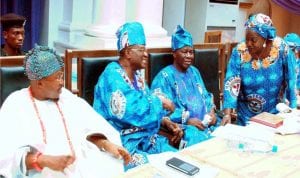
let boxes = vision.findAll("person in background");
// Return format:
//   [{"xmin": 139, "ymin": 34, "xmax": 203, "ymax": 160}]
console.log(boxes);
[
  {"xmin": 151, "ymin": 25, "xmax": 220, "ymax": 147},
  {"xmin": 222, "ymin": 13, "xmax": 297, "ymax": 126},
  {"xmin": 93, "ymin": 22, "xmax": 183, "ymax": 170},
  {"xmin": 284, "ymin": 33, "xmax": 300, "ymax": 96},
  {"xmin": 0, "ymin": 45, "xmax": 131, "ymax": 178},
  {"xmin": 0, "ymin": 13, "xmax": 26, "ymax": 56}
]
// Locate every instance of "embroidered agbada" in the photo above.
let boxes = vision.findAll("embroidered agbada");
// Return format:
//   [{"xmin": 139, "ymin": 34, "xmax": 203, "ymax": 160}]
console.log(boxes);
[
  {"xmin": 93, "ymin": 62, "xmax": 176, "ymax": 168},
  {"xmin": 223, "ymin": 37, "xmax": 297, "ymax": 126},
  {"xmin": 0, "ymin": 88, "xmax": 124, "ymax": 178},
  {"xmin": 151, "ymin": 65, "xmax": 217, "ymax": 145}
]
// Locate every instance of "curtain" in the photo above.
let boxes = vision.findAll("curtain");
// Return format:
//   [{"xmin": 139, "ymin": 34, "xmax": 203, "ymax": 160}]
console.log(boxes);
[
  {"xmin": 1, "ymin": 0, "xmax": 45, "ymax": 51},
  {"xmin": 272, "ymin": 0, "xmax": 300, "ymax": 15}
]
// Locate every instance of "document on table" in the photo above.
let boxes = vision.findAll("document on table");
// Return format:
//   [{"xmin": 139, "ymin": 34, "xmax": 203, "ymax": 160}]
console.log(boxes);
[{"xmin": 211, "ymin": 123, "xmax": 274, "ymax": 143}]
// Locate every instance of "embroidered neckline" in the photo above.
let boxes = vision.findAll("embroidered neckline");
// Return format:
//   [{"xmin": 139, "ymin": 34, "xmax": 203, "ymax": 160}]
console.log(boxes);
[
  {"xmin": 29, "ymin": 87, "xmax": 76, "ymax": 157},
  {"xmin": 238, "ymin": 37, "xmax": 281, "ymax": 70},
  {"xmin": 117, "ymin": 63, "xmax": 145, "ymax": 90}
]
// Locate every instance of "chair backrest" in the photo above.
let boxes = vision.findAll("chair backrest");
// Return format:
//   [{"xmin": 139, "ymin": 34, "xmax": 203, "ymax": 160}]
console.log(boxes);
[
  {"xmin": 64, "ymin": 49, "xmax": 118, "ymax": 95},
  {"xmin": 147, "ymin": 53, "xmax": 173, "ymax": 86},
  {"xmin": 0, "ymin": 56, "xmax": 29, "ymax": 107},
  {"xmin": 204, "ymin": 31, "xmax": 222, "ymax": 43},
  {"xmin": 224, "ymin": 42, "xmax": 238, "ymax": 73},
  {"xmin": 80, "ymin": 57, "xmax": 118, "ymax": 105},
  {"xmin": 146, "ymin": 48, "xmax": 173, "ymax": 84},
  {"xmin": 194, "ymin": 43, "xmax": 226, "ymax": 109},
  {"xmin": 65, "ymin": 48, "xmax": 175, "ymax": 105},
  {"xmin": 194, "ymin": 48, "xmax": 220, "ymax": 109},
  {"xmin": 64, "ymin": 45, "xmax": 226, "ymax": 108}
]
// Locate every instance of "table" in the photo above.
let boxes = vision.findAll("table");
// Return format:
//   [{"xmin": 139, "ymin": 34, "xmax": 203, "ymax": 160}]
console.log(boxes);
[{"xmin": 115, "ymin": 124, "xmax": 300, "ymax": 178}]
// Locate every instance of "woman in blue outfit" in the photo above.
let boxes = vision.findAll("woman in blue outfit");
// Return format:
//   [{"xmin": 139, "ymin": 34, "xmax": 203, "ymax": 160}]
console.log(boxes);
[
  {"xmin": 222, "ymin": 13, "xmax": 297, "ymax": 126},
  {"xmin": 93, "ymin": 22, "xmax": 183, "ymax": 170},
  {"xmin": 151, "ymin": 25, "xmax": 220, "ymax": 147},
  {"xmin": 284, "ymin": 33, "xmax": 300, "ymax": 94}
]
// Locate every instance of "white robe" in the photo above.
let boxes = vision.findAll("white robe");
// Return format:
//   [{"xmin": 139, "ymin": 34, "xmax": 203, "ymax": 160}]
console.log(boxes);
[{"xmin": 0, "ymin": 88, "xmax": 124, "ymax": 178}]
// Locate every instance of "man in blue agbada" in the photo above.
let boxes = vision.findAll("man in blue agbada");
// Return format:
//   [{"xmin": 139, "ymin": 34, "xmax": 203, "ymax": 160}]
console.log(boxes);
[
  {"xmin": 151, "ymin": 25, "xmax": 220, "ymax": 147},
  {"xmin": 93, "ymin": 22, "xmax": 183, "ymax": 170},
  {"xmin": 222, "ymin": 13, "xmax": 297, "ymax": 126}
]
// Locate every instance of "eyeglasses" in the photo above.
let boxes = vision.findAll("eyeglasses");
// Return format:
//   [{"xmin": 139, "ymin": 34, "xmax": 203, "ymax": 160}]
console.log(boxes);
[{"xmin": 54, "ymin": 73, "xmax": 64, "ymax": 81}]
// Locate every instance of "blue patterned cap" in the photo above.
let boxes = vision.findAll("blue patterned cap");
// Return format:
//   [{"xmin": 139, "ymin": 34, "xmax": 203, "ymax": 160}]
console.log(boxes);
[
  {"xmin": 284, "ymin": 33, "xmax": 300, "ymax": 48},
  {"xmin": 245, "ymin": 13, "xmax": 276, "ymax": 40},
  {"xmin": 171, "ymin": 25, "xmax": 193, "ymax": 51},
  {"xmin": 116, "ymin": 22, "xmax": 146, "ymax": 52},
  {"xmin": 24, "ymin": 44, "xmax": 64, "ymax": 80}
]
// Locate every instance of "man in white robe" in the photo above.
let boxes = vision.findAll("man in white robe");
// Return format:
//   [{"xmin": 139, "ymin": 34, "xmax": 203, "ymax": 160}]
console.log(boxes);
[{"xmin": 0, "ymin": 45, "xmax": 131, "ymax": 178}]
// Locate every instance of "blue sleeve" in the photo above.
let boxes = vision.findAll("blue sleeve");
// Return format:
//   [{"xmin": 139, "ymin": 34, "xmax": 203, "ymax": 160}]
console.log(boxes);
[
  {"xmin": 283, "ymin": 45, "xmax": 297, "ymax": 108},
  {"xmin": 93, "ymin": 64, "xmax": 163, "ymax": 131},
  {"xmin": 151, "ymin": 68, "xmax": 185, "ymax": 123},
  {"xmin": 192, "ymin": 67, "xmax": 215, "ymax": 112},
  {"xmin": 223, "ymin": 47, "xmax": 242, "ymax": 109}
]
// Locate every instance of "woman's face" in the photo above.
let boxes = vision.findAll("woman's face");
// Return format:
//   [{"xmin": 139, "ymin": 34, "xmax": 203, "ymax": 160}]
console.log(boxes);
[{"xmin": 245, "ymin": 30, "xmax": 265, "ymax": 57}]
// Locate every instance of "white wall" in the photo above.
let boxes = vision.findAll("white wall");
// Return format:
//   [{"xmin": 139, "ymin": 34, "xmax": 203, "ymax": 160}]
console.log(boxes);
[
  {"xmin": 184, "ymin": 0, "xmax": 208, "ymax": 43},
  {"xmin": 42, "ymin": 0, "xmax": 247, "ymax": 48},
  {"xmin": 40, "ymin": 0, "xmax": 63, "ymax": 48},
  {"xmin": 162, "ymin": 0, "xmax": 186, "ymax": 36}
]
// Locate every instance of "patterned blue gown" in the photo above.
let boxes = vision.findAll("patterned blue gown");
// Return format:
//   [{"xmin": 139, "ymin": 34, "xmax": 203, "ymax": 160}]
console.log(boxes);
[
  {"xmin": 296, "ymin": 57, "xmax": 300, "ymax": 90},
  {"xmin": 93, "ymin": 62, "xmax": 177, "ymax": 170},
  {"xmin": 223, "ymin": 37, "xmax": 297, "ymax": 126},
  {"xmin": 151, "ymin": 65, "xmax": 220, "ymax": 146}
]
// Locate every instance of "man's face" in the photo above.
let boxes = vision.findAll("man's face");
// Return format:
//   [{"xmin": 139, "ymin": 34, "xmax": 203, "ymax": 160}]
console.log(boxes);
[
  {"xmin": 127, "ymin": 45, "xmax": 148, "ymax": 70},
  {"xmin": 3, "ymin": 27, "xmax": 25, "ymax": 50},
  {"xmin": 173, "ymin": 46, "xmax": 194, "ymax": 72},
  {"xmin": 39, "ymin": 70, "xmax": 64, "ymax": 100}
]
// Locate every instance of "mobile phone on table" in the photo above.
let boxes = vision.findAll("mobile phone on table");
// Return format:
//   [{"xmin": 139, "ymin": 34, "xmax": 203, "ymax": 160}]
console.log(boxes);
[{"xmin": 166, "ymin": 157, "xmax": 199, "ymax": 176}]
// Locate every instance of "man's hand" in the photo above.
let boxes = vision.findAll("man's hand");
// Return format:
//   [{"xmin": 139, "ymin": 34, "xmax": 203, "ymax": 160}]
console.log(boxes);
[
  {"xmin": 26, "ymin": 153, "xmax": 75, "ymax": 172},
  {"xmin": 40, "ymin": 155, "xmax": 75, "ymax": 171},
  {"xmin": 208, "ymin": 113, "xmax": 217, "ymax": 126},
  {"xmin": 157, "ymin": 96, "xmax": 175, "ymax": 113},
  {"xmin": 97, "ymin": 139, "xmax": 131, "ymax": 165},
  {"xmin": 161, "ymin": 118, "xmax": 183, "ymax": 144},
  {"xmin": 221, "ymin": 115, "xmax": 231, "ymax": 126},
  {"xmin": 187, "ymin": 118, "xmax": 206, "ymax": 130}
]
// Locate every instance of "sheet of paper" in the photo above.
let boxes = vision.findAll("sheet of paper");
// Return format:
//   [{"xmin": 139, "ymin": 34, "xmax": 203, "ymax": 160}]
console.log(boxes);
[{"xmin": 212, "ymin": 124, "xmax": 274, "ymax": 142}]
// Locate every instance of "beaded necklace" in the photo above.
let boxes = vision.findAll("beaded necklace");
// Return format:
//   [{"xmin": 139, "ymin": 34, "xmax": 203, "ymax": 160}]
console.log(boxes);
[
  {"xmin": 29, "ymin": 87, "xmax": 76, "ymax": 157},
  {"xmin": 238, "ymin": 38, "xmax": 280, "ymax": 70}
]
